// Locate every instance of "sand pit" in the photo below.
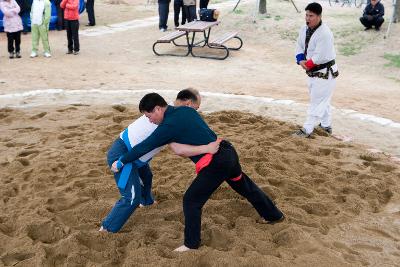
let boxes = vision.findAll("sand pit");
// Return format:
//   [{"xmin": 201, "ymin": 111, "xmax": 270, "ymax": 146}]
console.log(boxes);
[{"xmin": 1, "ymin": 105, "xmax": 400, "ymax": 266}]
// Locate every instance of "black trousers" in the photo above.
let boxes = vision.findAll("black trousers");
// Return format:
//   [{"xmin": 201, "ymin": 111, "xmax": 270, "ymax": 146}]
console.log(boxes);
[
  {"xmin": 56, "ymin": 4, "xmax": 65, "ymax": 30},
  {"xmin": 184, "ymin": 5, "xmax": 196, "ymax": 22},
  {"xmin": 7, "ymin": 31, "xmax": 21, "ymax": 53},
  {"xmin": 86, "ymin": 0, "xmax": 96, "ymax": 25},
  {"xmin": 65, "ymin": 20, "xmax": 80, "ymax": 52},
  {"xmin": 158, "ymin": 2, "xmax": 169, "ymax": 29},
  {"xmin": 199, "ymin": 0, "xmax": 209, "ymax": 9},
  {"xmin": 183, "ymin": 141, "xmax": 283, "ymax": 249},
  {"xmin": 360, "ymin": 16, "xmax": 384, "ymax": 29},
  {"xmin": 173, "ymin": 0, "xmax": 186, "ymax": 27}
]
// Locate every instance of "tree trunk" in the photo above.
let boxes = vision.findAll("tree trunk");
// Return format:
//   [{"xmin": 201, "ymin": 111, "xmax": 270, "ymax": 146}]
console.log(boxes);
[
  {"xmin": 259, "ymin": 0, "xmax": 267, "ymax": 14},
  {"xmin": 395, "ymin": 0, "xmax": 400, "ymax": 23}
]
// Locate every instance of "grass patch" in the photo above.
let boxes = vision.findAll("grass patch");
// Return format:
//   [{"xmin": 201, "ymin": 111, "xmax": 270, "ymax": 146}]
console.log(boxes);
[
  {"xmin": 279, "ymin": 30, "xmax": 298, "ymax": 41},
  {"xmin": 274, "ymin": 15, "xmax": 282, "ymax": 21},
  {"xmin": 234, "ymin": 9, "xmax": 244, "ymax": 14},
  {"xmin": 388, "ymin": 77, "xmax": 400, "ymax": 83},
  {"xmin": 339, "ymin": 42, "xmax": 362, "ymax": 56},
  {"xmin": 383, "ymin": 54, "xmax": 400, "ymax": 68}
]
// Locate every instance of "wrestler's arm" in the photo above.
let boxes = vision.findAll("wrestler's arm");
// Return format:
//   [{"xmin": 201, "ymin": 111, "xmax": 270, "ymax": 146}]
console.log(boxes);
[{"xmin": 170, "ymin": 139, "xmax": 221, "ymax": 157}]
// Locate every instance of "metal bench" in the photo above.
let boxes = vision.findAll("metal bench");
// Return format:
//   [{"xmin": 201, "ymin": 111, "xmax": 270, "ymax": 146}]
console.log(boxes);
[
  {"xmin": 152, "ymin": 31, "xmax": 190, "ymax": 57},
  {"xmin": 205, "ymin": 31, "xmax": 243, "ymax": 60}
]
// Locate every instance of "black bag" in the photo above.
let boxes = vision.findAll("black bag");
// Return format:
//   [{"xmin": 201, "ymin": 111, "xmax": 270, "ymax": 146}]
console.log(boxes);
[{"xmin": 199, "ymin": 8, "xmax": 217, "ymax": 22}]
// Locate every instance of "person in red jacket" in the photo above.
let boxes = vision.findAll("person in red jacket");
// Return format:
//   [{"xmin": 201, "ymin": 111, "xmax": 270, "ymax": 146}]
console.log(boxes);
[{"xmin": 60, "ymin": 0, "xmax": 79, "ymax": 55}]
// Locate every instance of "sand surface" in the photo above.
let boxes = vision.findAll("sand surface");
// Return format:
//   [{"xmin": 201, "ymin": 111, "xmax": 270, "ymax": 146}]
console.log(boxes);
[{"xmin": 1, "ymin": 0, "xmax": 400, "ymax": 266}]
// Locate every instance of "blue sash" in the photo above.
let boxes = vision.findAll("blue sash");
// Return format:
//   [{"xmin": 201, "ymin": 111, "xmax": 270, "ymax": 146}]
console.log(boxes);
[{"xmin": 117, "ymin": 129, "xmax": 147, "ymax": 189}]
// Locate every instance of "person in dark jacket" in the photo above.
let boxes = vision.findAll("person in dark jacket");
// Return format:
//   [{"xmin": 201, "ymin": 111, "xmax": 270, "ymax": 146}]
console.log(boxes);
[
  {"xmin": 199, "ymin": 0, "xmax": 208, "ymax": 9},
  {"xmin": 85, "ymin": 0, "xmax": 95, "ymax": 26},
  {"xmin": 173, "ymin": 0, "xmax": 186, "ymax": 27},
  {"xmin": 360, "ymin": 0, "xmax": 384, "ymax": 31},
  {"xmin": 15, "ymin": 0, "xmax": 30, "ymax": 33},
  {"xmin": 158, "ymin": 0, "xmax": 170, "ymax": 31},
  {"xmin": 53, "ymin": 0, "xmax": 65, "ymax": 30}
]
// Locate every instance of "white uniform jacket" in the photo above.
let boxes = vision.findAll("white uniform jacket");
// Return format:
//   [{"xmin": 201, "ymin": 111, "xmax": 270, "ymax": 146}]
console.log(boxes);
[
  {"xmin": 295, "ymin": 23, "xmax": 338, "ymax": 74},
  {"xmin": 120, "ymin": 115, "xmax": 163, "ymax": 163}
]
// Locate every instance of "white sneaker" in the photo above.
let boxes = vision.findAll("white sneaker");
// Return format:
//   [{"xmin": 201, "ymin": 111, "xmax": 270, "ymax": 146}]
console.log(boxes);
[
  {"xmin": 30, "ymin": 51, "xmax": 38, "ymax": 58},
  {"xmin": 44, "ymin": 52, "xmax": 52, "ymax": 58},
  {"xmin": 160, "ymin": 28, "xmax": 167, "ymax": 32}
]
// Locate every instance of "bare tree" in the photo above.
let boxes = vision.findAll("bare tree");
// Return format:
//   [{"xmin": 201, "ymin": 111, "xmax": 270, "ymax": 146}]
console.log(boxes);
[
  {"xmin": 259, "ymin": 0, "xmax": 267, "ymax": 14},
  {"xmin": 395, "ymin": 0, "xmax": 399, "ymax": 22}
]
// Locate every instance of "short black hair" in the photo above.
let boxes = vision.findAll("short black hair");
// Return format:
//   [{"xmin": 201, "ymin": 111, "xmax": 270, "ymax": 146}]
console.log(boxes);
[
  {"xmin": 305, "ymin": 2, "xmax": 322, "ymax": 15},
  {"xmin": 139, "ymin": 93, "xmax": 168, "ymax": 113},
  {"xmin": 176, "ymin": 88, "xmax": 198, "ymax": 103}
]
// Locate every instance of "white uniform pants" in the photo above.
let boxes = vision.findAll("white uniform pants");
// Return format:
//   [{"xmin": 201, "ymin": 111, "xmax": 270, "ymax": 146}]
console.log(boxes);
[{"xmin": 303, "ymin": 76, "xmax": 336, "ymax": 134}]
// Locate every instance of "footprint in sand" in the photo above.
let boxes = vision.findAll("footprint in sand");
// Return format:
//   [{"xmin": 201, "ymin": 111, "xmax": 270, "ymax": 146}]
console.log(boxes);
[
  {"xmin": 0, "ymin": 107, "xmax": 13, "ymax": 119},
  {"xmin": 350, "ymin": 243, "xmax": 383, "ymax": 252},
  {"xmin": 92, "ymin": 112, "xmax": 113, "ymax": 120},
  {"xmin": 30, "ymin": 112, "xmax": 47, "ymax": 120},
  {"xmin": 0, "ymin": 218, "xmax": 16, "ymax": 237},
  {"xmin": 202, "ymin": 227, "xmax": 233, "ymax": 251},
  {"xmin": 13, "ymin": 127, "xmax": 40, "ymax": 133},
  {"xmin": 112, "ymin": 104, "xmax": 127, "ymax": 112},
  {"xmin": 300, "ymin": 202, "xmax": 330, "ymax": 216},
  {"xmin": 26, "ymin": 221, "xmax": 66, "ymax": 244},
  {"xmin": 56, "ymin": 107, "xmax": 78, "ymax": 112},
  {"xmin": 1, "ymin": 251, "xmax": 35, "ymax": 266},
  {"xmin": 17, "ymin": 149, "xmax": 39, "ymax": 158},
  {"xmin": 371, "ymin": 162, "xmax": 397, "ymax": 173},
  {"xmin": 272, "ymin": 226, "xmax": 305, "ymax": 247},
  {"xmin": 16, "ymin": 158, "xmax": 30, "ymax": 166},
  {"xmin": 363, "ymin": 227, "xmax": 399, "ymax": 242},
  {"xmin": 113, "ymin": 115, "xmax": 132, "ymax": 123},
  {"xmin": 57, "ymin": 132, "xmax": 83, "ymax": 140}
]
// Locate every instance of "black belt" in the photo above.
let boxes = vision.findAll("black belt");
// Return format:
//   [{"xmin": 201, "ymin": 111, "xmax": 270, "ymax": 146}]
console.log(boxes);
[{"xmin": 306, "ymin": 59, "xmax": 339, "ymax": 79}]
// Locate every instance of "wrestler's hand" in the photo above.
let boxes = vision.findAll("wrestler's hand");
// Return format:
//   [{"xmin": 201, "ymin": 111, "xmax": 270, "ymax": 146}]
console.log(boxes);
[
  {"xmin": 299, "ymin": 60, "xmax": 308, "ymax": 70},
  {"xmin": 206, "ymin": 139, "xmax": 222, "ymax": 154},
  {"xmin": 111, "ymin": 160, "xmax": 123, "ymax": 173}
]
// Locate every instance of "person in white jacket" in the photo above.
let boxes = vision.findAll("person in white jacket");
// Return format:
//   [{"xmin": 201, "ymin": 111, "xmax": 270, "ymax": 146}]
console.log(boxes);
[
  {"xmin": 0, "ymin": 0, "xmax": 23, "ymax": 58},
  {"xmin": 30, "ymin": 0, "xmax": 52, "ymax": 58},
  {"xmin": 294, "ymin": 2, "xmax": 339, "ymax": 137}
]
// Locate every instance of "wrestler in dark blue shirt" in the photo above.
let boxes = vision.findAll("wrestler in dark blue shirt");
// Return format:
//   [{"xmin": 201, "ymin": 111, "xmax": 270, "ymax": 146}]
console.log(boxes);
[{"xmin": 119, "ymin": 105, "xmax": 216, "ymax": 164}]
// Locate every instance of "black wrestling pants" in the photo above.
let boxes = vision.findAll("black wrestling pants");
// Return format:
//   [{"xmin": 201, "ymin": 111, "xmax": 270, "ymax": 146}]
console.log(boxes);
[{"xmin": 183, "ymin": 140, "xmax": 283, "ymax": 249}]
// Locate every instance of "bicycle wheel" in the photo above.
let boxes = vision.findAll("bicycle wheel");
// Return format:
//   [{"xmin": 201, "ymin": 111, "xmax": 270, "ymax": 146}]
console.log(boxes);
[
  {"xmin": 329, "ymin": 0, "xmax": 342, "ymax": 7},
  {"xmin": 341, "ymin": 0, "xmax": 352, "ymax": 7},
  {"xmin": 356, "ymin": 0, "xmax": 365, "ymax": 8}
]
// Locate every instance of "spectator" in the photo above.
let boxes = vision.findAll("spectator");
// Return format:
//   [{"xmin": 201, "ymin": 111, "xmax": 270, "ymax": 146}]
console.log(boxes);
[
  {"xmin": 53, "ymin": 0, "xmax": 65, "ymax": 31},
  {"xmin": 199, "ymin": 0, "xmax": 208, "ymax": 9},
  {"xmin": 61, "ymin": 0, "xmax": 80, "ymax": 55},
  {"xmin": 30, "ymin": 0, "xmax": 52, "ymax": 58},
  {"xmin": 174, "ymin": 0, "xmax": 186, "ymax": 27},
  {"xmin": 16, "ymin": 0, "xmax": 30, "ymax": 33},
  {"xmin": 360, "ymin": 0, "xmax": 384, "ymax": 31},
  {"xmin": 158, "ymin": 0, "xmax": 170, "ymax": 32},
  {"xmin": 183, "ymin": 0, "xmax": 196, "ymax": 22},
  {"xmin": 0, "ymin": 0, "xmax": 23, "ymax": 59},
  {"xmin": 86, "ymin": 0, "xmax": 95, "ymax": 26}
]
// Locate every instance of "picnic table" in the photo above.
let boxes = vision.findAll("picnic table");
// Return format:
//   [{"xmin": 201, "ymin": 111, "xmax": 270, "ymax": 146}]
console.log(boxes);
[{"xmin": 152, "ymin": 20, "xmax": 243, "ymax": 60}]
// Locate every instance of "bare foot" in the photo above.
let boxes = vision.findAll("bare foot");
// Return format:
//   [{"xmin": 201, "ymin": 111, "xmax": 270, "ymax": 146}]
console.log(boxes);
[
  {"xmin": 99, "ymin": 226, "xmax": 108, "ymax": 232},
  {"xmin": 173, "ymin": 245, "xmax": 191, "ymax": 252},
  {"xmin": 257, "ymin": 214, "xmax": 286, "ymax": 224},
  {"xmin": 139, "ymin": 200, "xmax": 158, "ymax": 208}
]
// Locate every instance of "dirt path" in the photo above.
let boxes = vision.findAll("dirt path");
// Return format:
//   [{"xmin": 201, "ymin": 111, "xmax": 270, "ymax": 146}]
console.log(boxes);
[{"xmin": 0, "ymin": 0, "xmax": 399, "ymax": 120}]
